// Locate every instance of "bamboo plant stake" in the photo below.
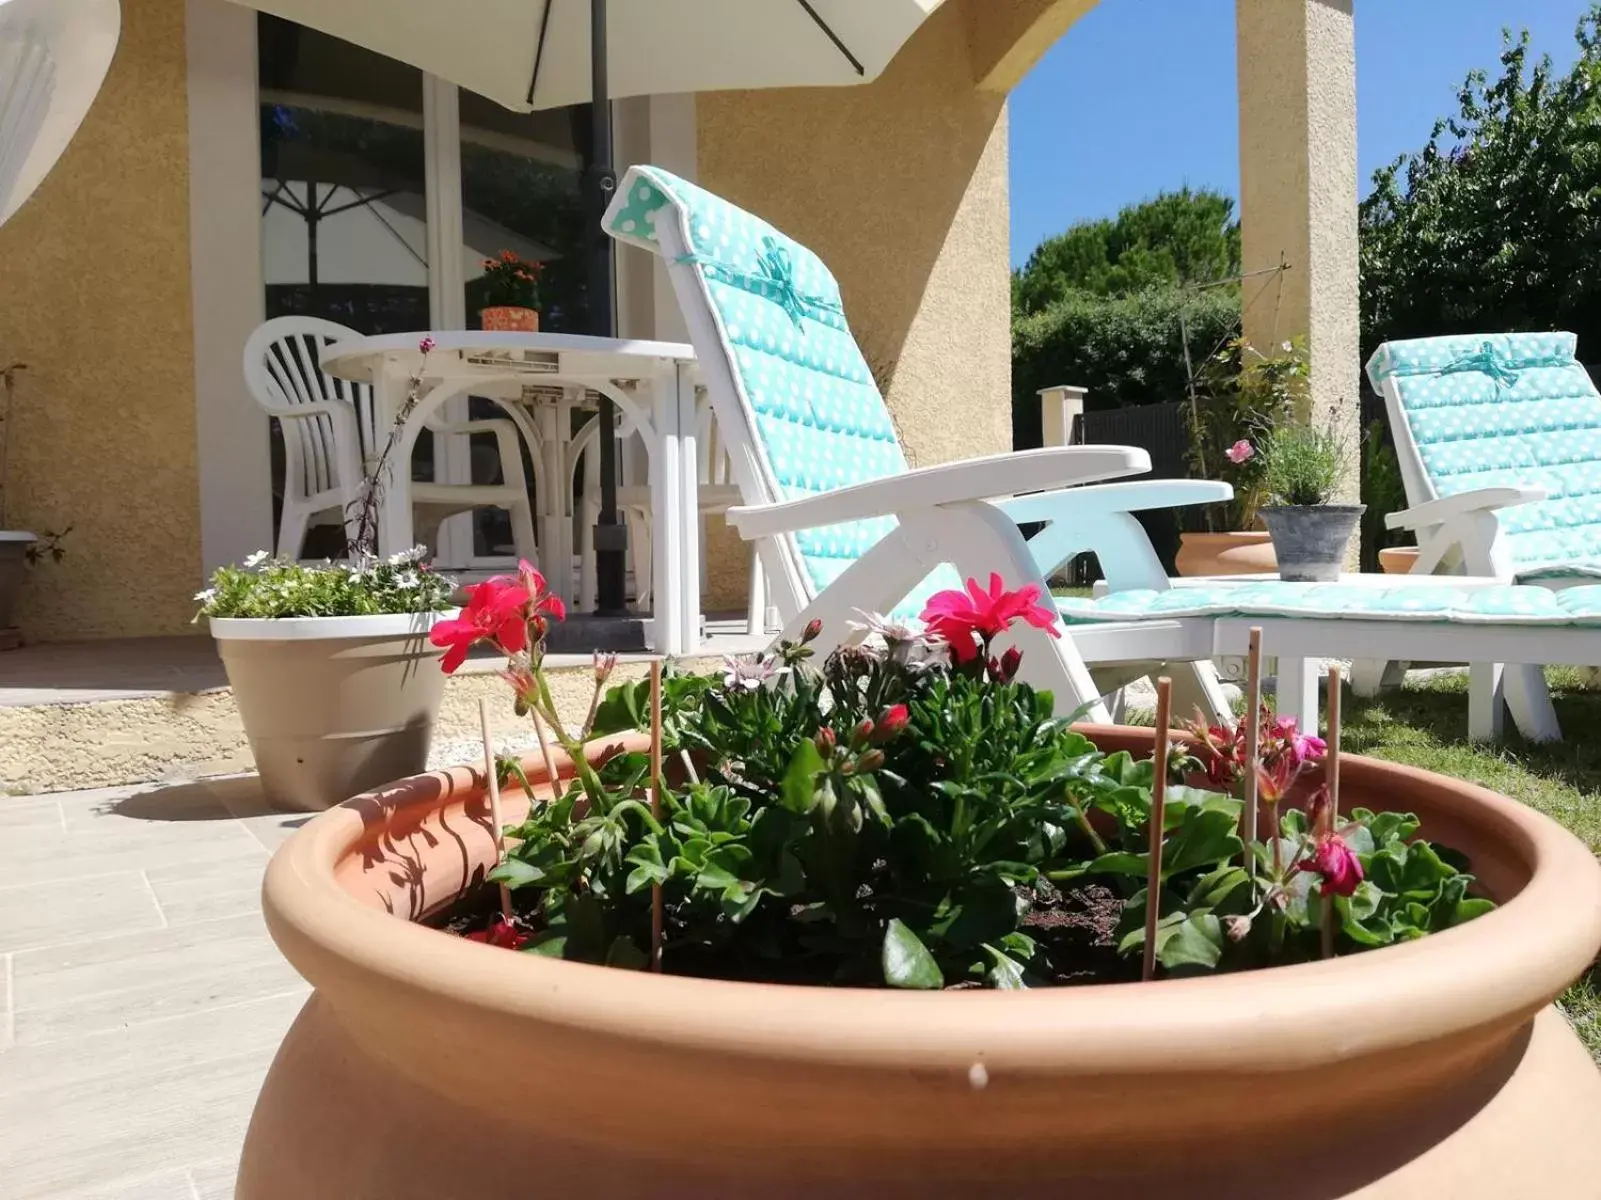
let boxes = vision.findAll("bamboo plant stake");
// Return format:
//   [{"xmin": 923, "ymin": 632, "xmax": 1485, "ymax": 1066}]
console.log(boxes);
[
  {"xmin": 649, "ymin": 660, "xmax": 665, "ymax": 973},
  {"xmin": 477, "ymin": 698, "xmax": 514, "ymax": 920},
  {"xmin": 529, "ymin": 705, "xmax": 561, "ymax": 796},
  {"xmin": 1142, "ymin": 676, "xmax": 1174, "ymax": 983},
  {"xmin": 1243, "ymin": 627, "xmax": 1264, "ymax": 872},
  {"xmin": 1322, "ymin": 665, "xmax": 1343, "ymax": 960}
]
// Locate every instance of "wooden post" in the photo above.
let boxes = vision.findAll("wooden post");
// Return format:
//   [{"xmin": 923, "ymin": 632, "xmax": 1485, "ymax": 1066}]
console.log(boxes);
[
  {"xmin": 1243, "ymin": 627, "xmax": 1263, "ymax": 869},
  {"xmin": 478, "ymin": 698, "xmax": 514, "ymax": 919},
  {"xmin": 1142, "ymin": 676, "xmax": 1174, "ymax": 983},
  {"xmin": 1322, "ymin": 664, "xmax": 1343, "ymax": 960},
  {"xmin": 649, "ymin": 660, "xmax": 665, "ymax": 973},
  {"xmin": 529, "ymin": 707, "xmax": 561, "ymax": 799}
]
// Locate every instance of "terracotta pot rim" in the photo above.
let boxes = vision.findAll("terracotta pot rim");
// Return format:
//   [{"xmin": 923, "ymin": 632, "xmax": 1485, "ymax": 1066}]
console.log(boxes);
[{"xmin": 261, "ymin": 723, "xmax": 1601, "ymax": 1076}]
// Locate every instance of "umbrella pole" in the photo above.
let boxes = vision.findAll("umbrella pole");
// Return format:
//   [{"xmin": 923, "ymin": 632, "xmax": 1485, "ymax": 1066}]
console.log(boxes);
[{"xmin": 586, "ymin": 0, "xmax": 627, "ymax": 617}]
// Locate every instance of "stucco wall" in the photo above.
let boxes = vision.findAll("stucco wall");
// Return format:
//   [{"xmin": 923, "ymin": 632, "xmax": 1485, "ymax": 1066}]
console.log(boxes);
[
  {"xmin": 693, "ymin": 0, "xmax": 1017, "ymax": 606},
  {"xmin": 0, "ymin": 0, "xmax": 201, "ymax": 641}
]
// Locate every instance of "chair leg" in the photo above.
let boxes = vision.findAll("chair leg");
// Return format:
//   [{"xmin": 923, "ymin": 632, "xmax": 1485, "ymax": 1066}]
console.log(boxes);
[
  {"xmin": 1275, "ymin": 656, "xmax": 1319, "ymax": 734},
  {"xmin": 1166, "ymin": 660, "xmax": 1232, "ymax": 727},
  {"xmin": 1349, "ymin": 658, "xmax": 1393, "ymax": 699},
  {"xmin": 746, "ymin": 544, "xmax": 767, "ymax": 636},
  {"xmin": 1504, "ymin": 663, "xmax": 1561, "ymax": 743},
  {"xmin": 278, "ymin": 504, "xmax": 310, "ymax": 561},
  {"xmin": 1468, "ymin": 662, "xmax": 1507, "ymax": 743},
  {"xmin": 577, "ymin": 497, "xmax": 599, "ymax": 613},
  {"xmin": 508, "ymin": 499, "xmax": 540, "ymax": 576}
]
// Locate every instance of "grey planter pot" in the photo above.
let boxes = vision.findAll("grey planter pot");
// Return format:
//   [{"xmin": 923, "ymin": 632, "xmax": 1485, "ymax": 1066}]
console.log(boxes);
[
  {"xmin": 0, "ymin": 531, "xmax": 36, "ymax": 632},
  {"xmin": 1259, "ymin": 505, "xmax": 1365, "ymax": 582},
  {"xmin": 211, "ymin": 611, "xmax": 454, "ymax": 812}
]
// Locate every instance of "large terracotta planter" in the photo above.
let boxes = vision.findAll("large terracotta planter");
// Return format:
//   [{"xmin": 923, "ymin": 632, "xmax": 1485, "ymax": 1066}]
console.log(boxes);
[
  {"xmin": 211, "ymin": 611, "xmax": 454, "ymax": 812},
  {"xmin": 240, "ymin": 726, "xmax": 1601, "ymax": 1199},
  {"xmin": 1175, "ymin": 529, "xmax": 1277, "ymax": 577},
  {"xmin": 0, "ymin": 530, "xmax": 35, "ymax": 636}
]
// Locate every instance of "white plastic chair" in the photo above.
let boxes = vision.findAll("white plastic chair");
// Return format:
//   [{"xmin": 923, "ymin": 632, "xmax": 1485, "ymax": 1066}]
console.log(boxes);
[
  {"xmin": 570, "ymin": 396, "xmax": 772, "ymax": 633},
  {"xmin": 243, "ymin": 316, "xmax": 538, "ymax": 563}
]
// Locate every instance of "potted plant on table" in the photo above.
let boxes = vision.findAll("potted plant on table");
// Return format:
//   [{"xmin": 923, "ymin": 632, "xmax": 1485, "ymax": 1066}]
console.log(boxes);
[
  {"xmin": 1258, "ymin": 419, "xmax": 1363, "ymax": 581},
  {"xmin": 1177, "ymin": 338, "xmax": 1306, "ymax": 576},
  {"xmin": 476, "ymin": 249, "xmax": 543, "ymax": 332},
  {"xmin": 237, "ymin": 573, "xmax": 1601, "ymax": 1198}
]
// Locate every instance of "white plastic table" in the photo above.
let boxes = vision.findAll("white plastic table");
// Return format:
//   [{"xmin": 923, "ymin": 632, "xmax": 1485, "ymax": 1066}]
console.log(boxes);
[{"xmin": 320, "ymin": 331, "xmax": 702, "ymax": 655}]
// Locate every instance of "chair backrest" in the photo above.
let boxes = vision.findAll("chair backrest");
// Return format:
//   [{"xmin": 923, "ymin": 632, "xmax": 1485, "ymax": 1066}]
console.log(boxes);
[
  {"xmin": 604, "ymin": 166, "xmax": 959, "ymax": 618},
  {"xmin": 1365, "ymin": 332, "xmax": 1601, "ymax": 571},
  {"xmin": 243, "ymin": 316, "xmax": 372, "ymax": 502}
]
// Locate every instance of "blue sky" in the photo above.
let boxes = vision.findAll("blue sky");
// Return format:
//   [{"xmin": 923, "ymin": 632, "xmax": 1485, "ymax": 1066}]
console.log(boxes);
[{"xmin": 1009, "ymin": 0, "xmax": 1587, "ymax": 266}]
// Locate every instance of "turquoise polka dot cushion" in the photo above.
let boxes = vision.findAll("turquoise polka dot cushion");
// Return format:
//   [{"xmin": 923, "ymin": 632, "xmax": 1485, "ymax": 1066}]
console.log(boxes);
[
  {"xmin": 1364, "ymin": 332, "xmax": 1601, "ymax": 580},
  {"xmin": 606, "ymin": 166, "xmax": 960, "ymax": 619},
  {"xmin": 1055, "ymin": 582, "xmax": 1601, "ymax": 626}
]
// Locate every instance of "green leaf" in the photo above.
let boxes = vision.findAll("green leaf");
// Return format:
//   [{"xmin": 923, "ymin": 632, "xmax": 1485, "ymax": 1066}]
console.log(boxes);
[
  {"xmin": 1085, "ymin": 850, "xmax": 1149, "ymax": 877},
  {"xmin": 589, "ymin": 679, "xmax": 647, "ymax": 737},
  {"xmin": 604, "ymin": 936, "xmax": 648, "ymax": 970},
  {"xmin": 487, "ymin": 857, "xmax": 547, "ymax": 889},
  {"xmin": 1452, "ymin": 896, "xmax": 1495, "ymax": 924},
  {"xmin": 780, "ymin": 739, "xmax": 826, "ymax": 815},
  {"xmin": 933, "ymin": 879, "xmax": 1020, "ymax": 949},
  {"xmin": 1162, "ymin": 808, "xmax": 1246, "ymax": 876},
  {"xmin": 1157, "ymin": 911, "xmax": 1224, "ymax": 970},
  {"xmin": 983, "ymin": 944, "xmax": 1029, "ymax": 990},
  {"xmin": 882, "ymin": 918, "xmax": 944, "ymax": 990},
  {"xmin": 1186, "ymin": 865, "xmax": 1252, "ymax": 911}
]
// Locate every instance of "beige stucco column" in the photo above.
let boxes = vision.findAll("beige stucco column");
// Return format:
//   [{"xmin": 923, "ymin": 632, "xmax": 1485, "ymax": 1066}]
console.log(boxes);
[{"xmin": 1236, "ymin": 0, "xmax": 1360, "ymax": 499}]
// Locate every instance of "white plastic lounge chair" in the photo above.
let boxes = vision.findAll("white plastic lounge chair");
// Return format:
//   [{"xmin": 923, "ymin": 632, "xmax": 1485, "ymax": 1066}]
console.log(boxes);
[
  {"xmin": 1359, "ymin": 332, "xmax": 1601, "ymax": 740},
  {"xmin": 604, "ymin": 168, "xmax": 1256, "ymax": 726},
  {"xmin": 244, "ymin": 316, "xmax": 538, "ymax": 564},
  {"xmin": 605, "ymin": 169, "xmax": 1601, "ymax": 739}
]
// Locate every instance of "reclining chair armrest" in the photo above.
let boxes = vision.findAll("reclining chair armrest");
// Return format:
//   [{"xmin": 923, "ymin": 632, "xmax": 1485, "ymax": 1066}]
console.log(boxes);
[
  {"xmin": 1001, "ymin": 478, "xmax": 1233, "ymax": 525},
  {"xmin": 724, "ymin": 446, "xmax": 1151, "ymax": 539},
  {"xmin": 1385, "ymin": 486, "xmax": 1545, "ymax": 532}
]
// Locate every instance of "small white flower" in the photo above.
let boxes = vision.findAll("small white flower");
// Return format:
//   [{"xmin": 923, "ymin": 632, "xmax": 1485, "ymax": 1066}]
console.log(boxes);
[
  {"xmin": 846, "ymin": 609, "xmax": 916, "ymax": 643},
  {"xmin": 722, "ymin": 655, "xmax": 788, "ymax": 691},
  {"xmin": 393, "ymin": 571, "xmax": 420, "ymax": 589},
  {"xmin": 243, "ymin": 550, "xmax": 269, "ymax": 568},
  {"xmin": 193, "ymin": 588, "xmax": 216, "ymax": 602}
]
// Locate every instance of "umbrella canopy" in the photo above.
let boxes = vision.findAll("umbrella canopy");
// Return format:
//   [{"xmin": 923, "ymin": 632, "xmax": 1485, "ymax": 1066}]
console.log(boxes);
[
  {"xmin": 0, "ymin": 0, "xmax": 119, "ymax": 225},
  {"xmin": 231, "ymin": 0, "xmax": 944, "ymax": 113},
  {"xmin": 261, "ymin": 182, "xmax": 555, "ymax": 287}
]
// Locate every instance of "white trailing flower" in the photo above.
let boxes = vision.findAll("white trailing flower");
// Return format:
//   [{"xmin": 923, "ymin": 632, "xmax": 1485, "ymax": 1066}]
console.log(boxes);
[
  {"xmin": 242, "ymin": 550, "xmax": 269, "ymax": 568},
  {"xmin": 193, "ymin": 587, "xmax": 216, "ymax": 603},
  {"xmin": 722, "ymin": 654, "xmax": 789, "ymax": 692},
  {"xmin": 846, "ymin": 609, "xmax": 916, "ymax": 643}
]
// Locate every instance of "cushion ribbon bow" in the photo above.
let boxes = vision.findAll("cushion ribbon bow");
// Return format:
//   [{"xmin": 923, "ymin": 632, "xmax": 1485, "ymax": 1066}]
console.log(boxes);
[
  {"xmin": 1438, "ymin": 340, "xmax": 1521, "ymax": 393},
  {"xmin": 677, "ymin": 235, "xmax": 843, "ymax": 332}
]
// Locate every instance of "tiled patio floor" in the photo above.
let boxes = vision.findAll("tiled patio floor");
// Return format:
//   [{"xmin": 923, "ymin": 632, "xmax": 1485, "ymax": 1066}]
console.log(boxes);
[{"xmin": 0, "ymin": 775, "xmax": 311, "ymax": 1199}]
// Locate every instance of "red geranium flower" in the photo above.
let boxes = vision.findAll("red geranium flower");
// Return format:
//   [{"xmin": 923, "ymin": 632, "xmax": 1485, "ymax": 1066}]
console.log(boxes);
[
  {"xmin": 873, "ymin": 703, "xmax": 910, "ymax": 740},
  {"xmin": 466, "ymin": 917, "xmax": 528, "ymax": 950},
  {"xmin": 1298, "ymin": 833, "xmax": 1364, "ymax": 898},
  {"xmin": 918, "ymin": 574, "xmax": 1060, "ymax": 663},
  {"xmin": 430, "ymin": 576, "xmax": 532, "ymax": 672}
]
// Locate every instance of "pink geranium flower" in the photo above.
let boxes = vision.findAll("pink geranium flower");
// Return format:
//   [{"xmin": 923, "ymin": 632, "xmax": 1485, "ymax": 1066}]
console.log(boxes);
[
  {"xmin": 1299, "ymin": 833, "xmax": 1364, "ymax": 898},
  {"xmin": 1226, "ymin": 439, "xmax": 1254, "ymax": 465},
  {"xmin": 430, "ymin": 576, "xmax": 532, "ymax": 672},
  {"xmin": 918, "ymin": 574, "xmax": 1060, "ymax": 663}
]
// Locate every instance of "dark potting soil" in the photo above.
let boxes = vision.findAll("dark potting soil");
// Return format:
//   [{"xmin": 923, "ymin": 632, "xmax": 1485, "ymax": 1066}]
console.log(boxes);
[{"xmin": 434, "ymin": 879, "xmax": 1138, "ymax": 989}]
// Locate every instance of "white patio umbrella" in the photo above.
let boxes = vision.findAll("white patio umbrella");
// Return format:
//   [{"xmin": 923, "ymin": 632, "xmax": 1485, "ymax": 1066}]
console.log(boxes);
[
  {"xmin": 232, "ymin": 0, "xmax": 945, "ymax": 614},
  {"xmin": 231, "ymin": 0, "xmax": 943, "ymax": 113},
  {"xmin": 0, "ymin": 0, "xmax": 120, "ymax": 226}
]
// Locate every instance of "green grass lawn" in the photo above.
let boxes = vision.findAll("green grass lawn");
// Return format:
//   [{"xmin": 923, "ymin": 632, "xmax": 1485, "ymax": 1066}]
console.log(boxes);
[{"xmin": 1339, "ymin": 667, "xmax": 1601, "ymax": 1060}]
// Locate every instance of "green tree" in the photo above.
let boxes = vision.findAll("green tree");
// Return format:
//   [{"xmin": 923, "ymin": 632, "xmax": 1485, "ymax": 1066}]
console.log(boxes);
[
  {"xmin": 1360, "ymin": 6, "xmax": 1601, "ymax": 359},
  {"xmin": 1014, "ymin": 188, "xmax": 1241, "ymax": 315}
]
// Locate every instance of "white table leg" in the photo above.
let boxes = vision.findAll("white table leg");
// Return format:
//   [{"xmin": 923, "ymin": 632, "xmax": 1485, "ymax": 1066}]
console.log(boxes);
[
  {"xmin": 677, "ymin": 367, "xmax": 702, "ymax": 655},
  {"xmin": 650, "ymin": 374, "xmax": 684, "ymax": 656},
  {"xmin": 534, "ymin": 401, "xmax": 569, "ymax": 601},
  {"xmin": 373, "ymin": 364, "xmax": 414, "ymax": 559}
]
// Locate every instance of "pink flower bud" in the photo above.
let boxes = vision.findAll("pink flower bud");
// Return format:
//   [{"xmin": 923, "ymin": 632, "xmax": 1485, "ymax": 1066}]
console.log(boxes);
[
  {"xmin": 418, "ymin": 336, "xmax": 436, "ymax": 354},
  {"xmin": 801, "ymin": 617, "xmax": 823, "ymax": 644}
]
